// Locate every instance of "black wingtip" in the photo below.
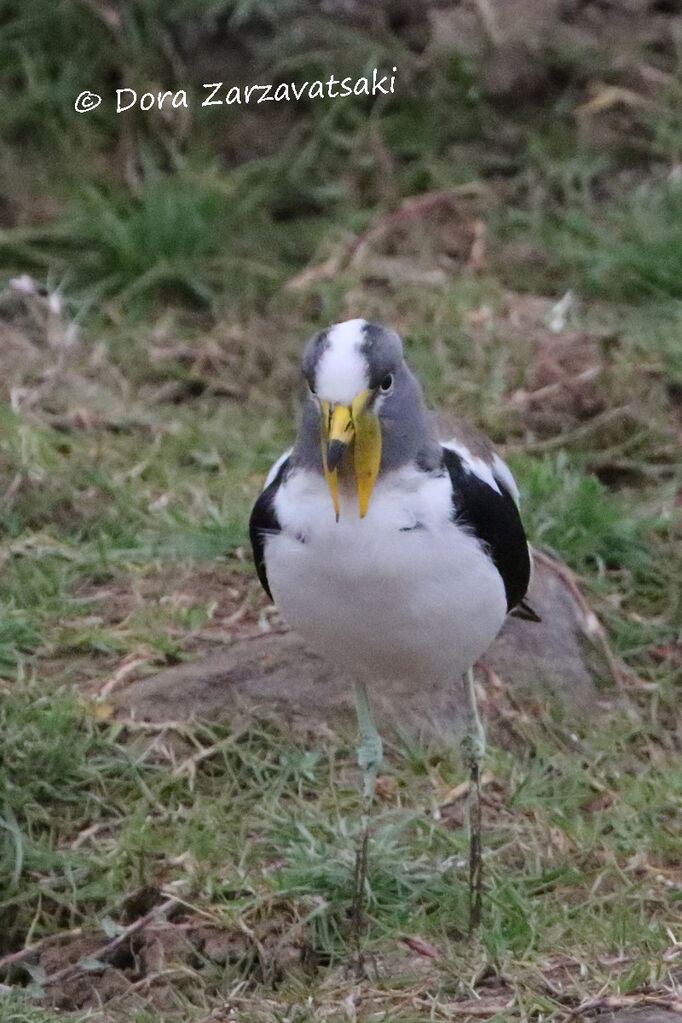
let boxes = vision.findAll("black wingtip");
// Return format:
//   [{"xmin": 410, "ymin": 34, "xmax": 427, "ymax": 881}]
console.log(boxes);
[{"xmin": 511, "ymin": 598, "xmax": 542, "ymax": 623}]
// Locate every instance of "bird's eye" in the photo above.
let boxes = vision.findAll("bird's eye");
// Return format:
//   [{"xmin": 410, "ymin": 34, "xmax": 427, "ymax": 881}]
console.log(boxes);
[
  {"xmin": 379, "ymin": 374, "xmax": 393, "ymax": 392},
  {"xmin": 308, "ymin": 381, "xmax": 316, "ymax": 396}
]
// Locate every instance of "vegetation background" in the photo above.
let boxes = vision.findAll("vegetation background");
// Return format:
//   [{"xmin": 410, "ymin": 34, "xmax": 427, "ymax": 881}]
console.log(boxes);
[{"xmin": 0, "ymin": 1, "xmax": 681, "ymax": 1020}]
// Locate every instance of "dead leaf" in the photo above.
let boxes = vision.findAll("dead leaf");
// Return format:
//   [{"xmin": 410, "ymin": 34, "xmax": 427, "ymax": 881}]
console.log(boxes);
[
  {"xmin": 85, "ymin": 700, "xmax": 115, "ymax": 722},
  {"xmin": 440, "ymin": 771, "xmax": 496, "ymax": 806},
  {"xmin": 582, "ymin": 792, "xmax": 616, "ymax": 813},
  {"xmin": 649, "ymin": 642, "xmax": 682, "ymax": 663},
  {"xmin": 375, "ymin": 775, "xmax": 398, "ymax": 802},
  {"xmin": 400, "ymin": 936, "xmax": 443, "ymax": 960}
]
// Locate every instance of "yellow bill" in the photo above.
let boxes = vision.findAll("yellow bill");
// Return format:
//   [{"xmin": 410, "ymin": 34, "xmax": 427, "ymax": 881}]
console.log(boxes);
[
  {"xmin": 319, "ymin": 401, "xmax": 342, "ymax": 520},
  {"xmin": 319, "ymin": 392, "xmax": 382, "ymax": 519}
]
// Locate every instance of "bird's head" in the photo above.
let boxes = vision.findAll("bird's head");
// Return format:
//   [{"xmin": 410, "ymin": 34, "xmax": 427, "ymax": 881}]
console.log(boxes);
[{"xmin": 300, "ymin": 318, "xmax": 433, "ymax": 519}]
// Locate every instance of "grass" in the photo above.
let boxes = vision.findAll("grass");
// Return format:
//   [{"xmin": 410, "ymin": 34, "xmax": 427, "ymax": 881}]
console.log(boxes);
[
  {"xmin": 0, "ymin": 269, "xmax": 678, "ymax": 1020},
  {"xmin": 512, "ymin": 453, "xmax": 649, "ymax": 573},
  {"xmin": 0, "ymin": 239, "xmax": 680, "ymax": 1023},
  {"xmin": 0, "ymin": 174, "xmax": 328, "ymax": 314},
  {"xmin": 0, "ymin": 673, "xmax": 680, "ymax": 1020},
  {"xmin": 505, "ymin": 180, "xmax": 682, "ymax": 302},
  {"xmin": 0, "ymin": 4, "xmax": 681, "ymax": 1021}
]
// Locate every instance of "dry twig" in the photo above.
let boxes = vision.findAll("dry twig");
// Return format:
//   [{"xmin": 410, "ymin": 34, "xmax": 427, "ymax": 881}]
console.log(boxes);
[{"xmin": 42, "ymin": 897, "xmax": 182, "ymax": 986}]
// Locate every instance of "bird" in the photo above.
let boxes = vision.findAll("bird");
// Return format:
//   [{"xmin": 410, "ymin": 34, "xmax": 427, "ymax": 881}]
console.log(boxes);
[{"xmin": 249, "ymin": 318, "xmax": 535, "ymax": 947}]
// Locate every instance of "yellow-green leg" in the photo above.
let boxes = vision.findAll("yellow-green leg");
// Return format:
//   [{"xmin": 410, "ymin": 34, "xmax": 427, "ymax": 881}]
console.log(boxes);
[
  {"xmin": 461, "ymin": 666, "xmax": 486, "ymax": 933},
  {"xmin": 350, "ymin": 680, "xmax": 383, "ymax": 968}
]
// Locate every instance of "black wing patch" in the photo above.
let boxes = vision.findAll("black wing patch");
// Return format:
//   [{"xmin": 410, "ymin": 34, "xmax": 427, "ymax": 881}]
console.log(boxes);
[
  {"xmin": 248, "ymin": 456, "xmax": 291, "ymax": 600},
  {"xmin": 441, "ymin": 447, "xmax": 531, "ymax": 613}
]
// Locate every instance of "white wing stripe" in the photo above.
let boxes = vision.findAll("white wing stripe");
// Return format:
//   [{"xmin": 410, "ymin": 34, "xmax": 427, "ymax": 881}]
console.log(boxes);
[
  {"xmin": 264, "ymin": 447, "xmax": 293, "ymax": 489},
  {"xmin": 492, "ymin": 453, "xmax": 520, "ymax": 505},
  {"xmin": 442, "ymin": 440, "xmax": 501, "ymax": 495}
]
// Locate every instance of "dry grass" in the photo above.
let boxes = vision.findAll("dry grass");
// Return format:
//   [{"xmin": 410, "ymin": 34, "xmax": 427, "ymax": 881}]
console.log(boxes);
[
  {"xmin": 0, "ymin": 243, "xmax": 680, "ymax": 1021},
  {"xmin": 1, "ymin": 5, "xmax": 681, "ymax": 1018}
]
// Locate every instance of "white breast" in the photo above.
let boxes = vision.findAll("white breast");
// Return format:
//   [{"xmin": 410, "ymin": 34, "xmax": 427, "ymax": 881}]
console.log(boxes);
[{"xmin": 264, "ymin": 467, "xmax": 507, "ymax": 689}]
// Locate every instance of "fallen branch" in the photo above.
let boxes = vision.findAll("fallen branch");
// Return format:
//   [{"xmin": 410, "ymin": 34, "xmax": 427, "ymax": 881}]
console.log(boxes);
[
  {"xmin": 42, "ymin": 897, "xmax": 181, "ymax": 987},
  {"xmin": 510, "ymin": 366, "xmax": 601, "ymax": 407},
  {"xmin": 286, "ymin": 184, "xmax": 489, "ymax": 291},
  {"xmin": 0, "ymin": 927, "xmax": 83, "ymax": 975},
  {"xmin": 531, "ymin": 549, "xmax": 649, "ymax": 692},
  {"xmin": 567, "ymin": 993, "xmax": 682, "ymax": 1018},
  {"xmin": 97, "ymin": 652, "xmax": 154, "ymax": 698}
]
